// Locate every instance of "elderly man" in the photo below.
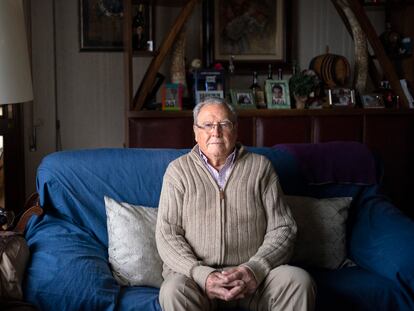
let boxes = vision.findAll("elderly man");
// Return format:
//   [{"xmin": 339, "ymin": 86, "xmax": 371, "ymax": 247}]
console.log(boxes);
[{"xmin": 156, "ymin": 98, "xmax": 316, "ymax": 311}]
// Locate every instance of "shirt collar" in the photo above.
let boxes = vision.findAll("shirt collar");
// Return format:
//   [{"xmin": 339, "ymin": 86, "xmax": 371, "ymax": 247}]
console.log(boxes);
[{"xmin": 198, "ymin": 147, "xmax": 237, "ymax": 171}]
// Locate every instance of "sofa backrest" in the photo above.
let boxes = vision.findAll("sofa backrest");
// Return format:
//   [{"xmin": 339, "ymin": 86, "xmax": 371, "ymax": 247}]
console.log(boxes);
[{"xmin": 33, "ymin": 142, "xmax": 379, "ymax": 247}]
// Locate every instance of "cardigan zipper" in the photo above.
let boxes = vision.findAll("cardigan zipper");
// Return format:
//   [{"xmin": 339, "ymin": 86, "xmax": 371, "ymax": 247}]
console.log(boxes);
[
  {"xmin": 219, "ymin": 188, "xmax": 224, "ymax": 200},
  {"xmin": 219, "ymin": 187, "xmax": 225, "ymax": 264}
]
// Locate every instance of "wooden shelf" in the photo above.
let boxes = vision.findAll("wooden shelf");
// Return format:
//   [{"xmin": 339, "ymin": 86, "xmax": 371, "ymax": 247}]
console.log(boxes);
[
  {"xmin": 132, "ymin": 50, "xmax": 155, "ymax": 57},
  {"xmin": 153, "ymin": 0, "xmax": 189, "ymax": 7},
  {"xmin": 127, "ymin": 107, "xmax": 414, "ymax": 118}
]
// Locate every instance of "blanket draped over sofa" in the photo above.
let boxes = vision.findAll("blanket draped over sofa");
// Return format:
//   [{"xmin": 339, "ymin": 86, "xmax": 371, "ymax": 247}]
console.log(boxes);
[{"xmin": 23, "ymin": 142, "xmax": 414, "ymax": 311}]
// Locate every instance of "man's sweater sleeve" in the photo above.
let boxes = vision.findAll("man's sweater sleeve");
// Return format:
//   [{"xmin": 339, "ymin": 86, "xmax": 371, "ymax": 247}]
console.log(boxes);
[
  {"xmin": 242, "ymin": 162, "xmax": 297, "ymax": 285},
  {"xmin": 155, "ymin": 168, "xmax": 215, "ymax": 291}
]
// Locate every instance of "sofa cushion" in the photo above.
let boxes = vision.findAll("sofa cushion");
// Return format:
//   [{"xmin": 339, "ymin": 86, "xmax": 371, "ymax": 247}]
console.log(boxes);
[
  {"xmin": 105, "ymin": 196, "xmax": 163, "ymax": 288},
  {"xmin": 309, "ymin": 266, "xmax": 413, "ymax": 311},
  {"xmin": 286, "ymin": 196, "xmax": 352, "ymax": 269}
]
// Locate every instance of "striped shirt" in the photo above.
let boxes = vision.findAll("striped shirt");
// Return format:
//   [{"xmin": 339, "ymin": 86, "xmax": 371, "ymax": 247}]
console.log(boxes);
[{"xmin": 199, "ymin": 148, "xmax": 236, "ymax": 189}]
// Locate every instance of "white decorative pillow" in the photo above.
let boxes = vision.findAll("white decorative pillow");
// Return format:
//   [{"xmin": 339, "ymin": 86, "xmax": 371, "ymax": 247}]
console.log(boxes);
[
  {"xmin": 104, "ymin": 196, "xmax": 163, "ymax": 287},
  {"xmin": 285, "ymin": 196, "xmax": 352, "ymax": 269}
]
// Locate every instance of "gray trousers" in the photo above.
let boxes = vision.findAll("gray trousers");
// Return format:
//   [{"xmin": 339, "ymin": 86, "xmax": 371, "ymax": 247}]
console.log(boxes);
[{"xmin": 159, "ymin": 265, "xmax": 316, "ymax": 311}]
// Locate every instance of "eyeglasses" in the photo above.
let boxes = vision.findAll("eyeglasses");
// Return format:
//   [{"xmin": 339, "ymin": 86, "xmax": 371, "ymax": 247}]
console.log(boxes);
[{"xmin": 195, "ymin": 121, "xmax": 234, "ymax": 132}]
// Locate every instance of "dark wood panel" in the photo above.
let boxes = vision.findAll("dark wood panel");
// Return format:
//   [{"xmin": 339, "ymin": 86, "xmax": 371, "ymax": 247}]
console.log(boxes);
[
  {"xmin": 237, "ymin": 117, "xmax": 254, "ymax": 146},
  {"xmin": 256, "ymin": 116, "xmax": 312, "ymax": 146},
  {"xmin": 313, "ymin": 115, "xmax": 364, "ymax": 143},
  {"xmin": 129, "ymin": 117, "xmax": 194, "ymax": 148}
]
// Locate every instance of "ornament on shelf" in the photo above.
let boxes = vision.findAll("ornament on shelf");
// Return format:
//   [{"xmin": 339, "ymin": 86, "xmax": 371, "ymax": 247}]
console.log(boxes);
[{"xmin": 170, "ymin": 26, "xmax": 188, "ymax": 96}]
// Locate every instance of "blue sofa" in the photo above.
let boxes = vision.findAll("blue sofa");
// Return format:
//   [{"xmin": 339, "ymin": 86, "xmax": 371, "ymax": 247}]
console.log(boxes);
[{"xmin": 23, "ymin": 142, "xmax": 414, "ymax": 310}]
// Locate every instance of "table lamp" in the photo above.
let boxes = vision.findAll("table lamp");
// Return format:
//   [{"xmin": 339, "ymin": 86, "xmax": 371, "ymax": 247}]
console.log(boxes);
[{"xmin": 0, "ymin": 0, "xmax": 34, "ymax": 230}]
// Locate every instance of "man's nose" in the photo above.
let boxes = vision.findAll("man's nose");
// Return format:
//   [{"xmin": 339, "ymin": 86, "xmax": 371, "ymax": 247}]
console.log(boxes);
[{"xmin": 211, "ymin": 125, "xmax": 222, "ymax": 135}]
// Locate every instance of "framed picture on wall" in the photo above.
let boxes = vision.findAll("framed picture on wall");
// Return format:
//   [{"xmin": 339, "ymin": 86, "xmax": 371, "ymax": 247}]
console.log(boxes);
[
  {"xmin": 202, "ymin": 0, "xmax": 292, "ymax": 72},
  {"xmin": 265, "ymin": 80, "xmax": 291, "ymax": 109},
  {"xmin": 79, "ymin": 0, "xmax": 124, "ymax": 51}
]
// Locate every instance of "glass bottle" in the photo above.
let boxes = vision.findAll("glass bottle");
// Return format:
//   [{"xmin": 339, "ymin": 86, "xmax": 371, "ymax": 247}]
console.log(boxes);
[
  {"xmin": 250, "ymin": 71, "xmax": 265, "ymax": 108},
  {"xmin": 277, "ymin": 68, "xmax": 283, "ymax": 80},
  {"xmin": 265, "ymin": 65, "xmax": 273, "ymax": 88},
  {"xmin": 250, "ymin": 71, "xmax": 261, "ymax": 93},
  {"xmin": 132, "ymin": 5, "xmax": 146, "ymax": 51}
]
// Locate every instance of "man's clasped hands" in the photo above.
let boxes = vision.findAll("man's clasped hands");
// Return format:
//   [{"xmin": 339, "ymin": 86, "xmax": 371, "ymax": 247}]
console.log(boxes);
[{"xmin": 205, "ymin": 266, "xmax": 258, "ymax": 301}]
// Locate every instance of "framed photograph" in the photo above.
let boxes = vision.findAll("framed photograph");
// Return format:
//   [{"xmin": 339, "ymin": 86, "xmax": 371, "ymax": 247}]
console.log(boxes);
[
  {"xmin": 230, "ymin": 89, "xmax": 256, "ymax": 109},
  {"xmin": 79, "ymin": 0, "xmax": 124, "ymax": 51},
  {"xmin": 202, "ymin": 0, "xmax": 292, "ymax": 72},
  {"xmin": 360, "ymin": 93, "xmax": 385, "ymax": 109},
  {"xmin": 196, "ymin": 90, "xmax": 224, "ymax": 105},
  {"xmin": 193, "ymin": 69, "xmax": 225, "ymax": 92},
  {"xmin": 265, "ymin": 80, "xmax": 291, "ymax": 109},
  {"xmin": 162, "ymin": 83, "xmax": 183, "ymax": 111},
  {"xmin": 328, "ymin": 88, "xmax": 356, "ymax": 107}
]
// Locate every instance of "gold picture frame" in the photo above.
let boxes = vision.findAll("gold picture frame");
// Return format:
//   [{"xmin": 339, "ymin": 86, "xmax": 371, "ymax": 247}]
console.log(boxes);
[{"xmin": 202, "ymin": 0, "xmax": 292, "ymax": 72}]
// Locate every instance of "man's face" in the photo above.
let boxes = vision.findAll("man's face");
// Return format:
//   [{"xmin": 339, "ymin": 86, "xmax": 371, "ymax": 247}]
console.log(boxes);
[
  {"xmin": 273, "ymin": 87, "xmax": 282, "ymax": 98},
  {"xmin": 194, "ymin": 104, "xmax": 238, "ymax": 160}
]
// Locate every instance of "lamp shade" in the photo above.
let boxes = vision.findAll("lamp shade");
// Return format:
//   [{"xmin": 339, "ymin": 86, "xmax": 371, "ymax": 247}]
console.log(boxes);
[{"xmin": 0, "ymin": 0, "xmax": 33, "ymax": 105}]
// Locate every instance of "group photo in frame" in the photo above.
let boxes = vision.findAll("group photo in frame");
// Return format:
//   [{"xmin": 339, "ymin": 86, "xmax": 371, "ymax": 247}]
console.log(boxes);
[
  {"xmin": 203, "ymin": 0, "xmax": 291, "ymax": 71},
  {"xmin": 328, "ymin": 88, "xmax": 355, "ymax": 107},
  {"xmin": 230, "ymin": 89, "xmax": 256, "ymax": 109},
  {"xmin": 265, "ymin": 80, "xmax": 291, "ymax": 109},
  {"xmin": 196, "ymin": 90, "xmax": 224, "ymax": 105}
]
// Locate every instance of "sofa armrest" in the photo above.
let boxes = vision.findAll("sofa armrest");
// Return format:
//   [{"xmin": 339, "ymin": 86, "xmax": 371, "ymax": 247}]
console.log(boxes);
[
  {"xmin": 24, "ymin": 217, "xmax": 120, "ymax": 310},
  {"xmin": 349, "ymin": 195, "xmax": 414, "ymax": 294}
]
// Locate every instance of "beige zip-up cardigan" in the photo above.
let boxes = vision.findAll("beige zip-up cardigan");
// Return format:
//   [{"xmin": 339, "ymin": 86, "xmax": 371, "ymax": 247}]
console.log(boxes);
[{"xmin": 155, "ymin": 144, "xmax": 297, "ymax": 291}]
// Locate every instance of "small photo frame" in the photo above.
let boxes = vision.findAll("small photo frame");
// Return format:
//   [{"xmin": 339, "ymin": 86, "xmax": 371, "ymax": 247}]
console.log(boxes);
[
  {"xmin": 230, "ymin": 89, "xmax": 256, "ymax": 109},
  {"xmin": 360, "ymin": 93, "xmax": 385, "ymax": 109},
  {"xmin": 162, "ymin": 83, "xmax": 183, "ymax": 111},
  {"xmin": 265, "ymin": 80, "xmax": 291, "ymax": 109},
  {"xmin": 328, "ymin": 88, "xmax": 355, "ymax": 107},
  {"xmin": 195, "ymin": 90, "xmax": 224, "ymax": 105}
]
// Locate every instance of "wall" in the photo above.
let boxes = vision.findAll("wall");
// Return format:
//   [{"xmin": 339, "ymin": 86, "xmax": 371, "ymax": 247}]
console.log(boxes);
[{"xmin": 24, "ymin": 0, "xmax": 383, "ymax": 195}]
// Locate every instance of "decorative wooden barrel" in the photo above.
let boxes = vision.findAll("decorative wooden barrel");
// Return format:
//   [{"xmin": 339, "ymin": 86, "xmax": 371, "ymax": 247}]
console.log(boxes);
[{"xmin": 309, "ymin": 52, "xmax": 351, "ymax": 88}]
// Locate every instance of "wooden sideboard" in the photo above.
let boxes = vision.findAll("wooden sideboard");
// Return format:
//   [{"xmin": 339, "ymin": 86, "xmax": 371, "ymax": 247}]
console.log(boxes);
[{"xmin": 127, "ymin": 108, "xmax": 414, "ymax": 218}]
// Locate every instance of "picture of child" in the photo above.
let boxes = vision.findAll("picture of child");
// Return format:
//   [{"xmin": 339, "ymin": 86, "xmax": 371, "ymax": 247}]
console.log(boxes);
[{"xmin": 271, "ymin": 84, "xmax": 286, "ymax": 105}]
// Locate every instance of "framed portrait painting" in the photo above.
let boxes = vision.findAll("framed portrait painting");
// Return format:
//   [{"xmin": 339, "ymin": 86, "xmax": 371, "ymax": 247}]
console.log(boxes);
[{"xmin": 202, "ymin": 0, "xmax": 292, "ymax": 72}]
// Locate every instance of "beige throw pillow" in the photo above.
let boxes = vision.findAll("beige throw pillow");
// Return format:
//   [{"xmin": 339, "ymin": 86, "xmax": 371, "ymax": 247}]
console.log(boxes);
[
  {"xmin": 285, "ymin": 196, "xmax": 352, "ymax": 269},
  {"xmin": 104, "ymin": 196, "xmax": 163, "ymax": 287}
]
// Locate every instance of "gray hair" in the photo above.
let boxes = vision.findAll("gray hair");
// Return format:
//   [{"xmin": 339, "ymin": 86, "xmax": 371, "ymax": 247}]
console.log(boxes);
[{"xmin": 193, "ymin": 97, "xmax": 237, "ymax": 124}]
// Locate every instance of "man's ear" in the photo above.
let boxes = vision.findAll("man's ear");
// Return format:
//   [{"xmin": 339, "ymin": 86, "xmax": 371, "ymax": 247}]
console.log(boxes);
[{"xmin": 193, "ymin": 126, "xmax": 199, "ymax": 143}]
